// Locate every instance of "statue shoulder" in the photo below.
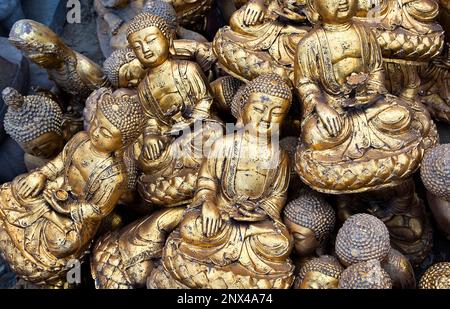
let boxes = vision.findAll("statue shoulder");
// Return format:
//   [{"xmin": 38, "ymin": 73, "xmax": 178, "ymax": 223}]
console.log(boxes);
[{"xmin": 76, "ymin": 52, "xmax": 110, "ymax": 88}]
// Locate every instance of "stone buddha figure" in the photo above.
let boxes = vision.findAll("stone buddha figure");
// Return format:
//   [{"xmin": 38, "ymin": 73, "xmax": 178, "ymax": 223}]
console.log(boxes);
[
  {"xmin": 283, "ymin": 190, "xmax": 336, "ymax": 258},
  {"xmin": 294, "ymin": 255, "xmax": 344, "ymax": 289},
  {"xmin": 0, "ymin": 92, "xmax": 145, "ymax": 287},
  {"xmin": 127, "ymin": 11, "xmax": 223, "ymax": 207},
  {"xmin": 213, "ymin": 0, "xmax": 310, "ymax": 82},
  {"xmin": 8, "ymin": 19, "xmax": 110, "ymax": 115},
  {"xmin": 294, "ymin": 0, "xmax": 437, "ymax": 263},
  {"xmin": 148, "ymin": 74, "xmax": 295, "ymax": 289},
  {"xmin": 2, "ymin": 87, "xmax": 65, "ymax": 171}
]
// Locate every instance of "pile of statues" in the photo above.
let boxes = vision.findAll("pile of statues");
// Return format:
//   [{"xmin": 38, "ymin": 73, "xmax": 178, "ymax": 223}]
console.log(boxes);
[{"xmin": 0, "ymin": 0, "xmax": 448, "ymax": 289}]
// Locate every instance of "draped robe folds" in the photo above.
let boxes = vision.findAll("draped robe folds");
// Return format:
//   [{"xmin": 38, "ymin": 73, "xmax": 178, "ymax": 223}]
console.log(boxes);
[
  {"xmin": 295, "ymin": 22, "xmax": 426, "ymax": 161},
  {"xmin": 0, "ymin": 132, "xmax": 125, "ymax": 281},
  {"xmin": 174, "ymin": 133, "xmax": 293, "ymax": 277}
]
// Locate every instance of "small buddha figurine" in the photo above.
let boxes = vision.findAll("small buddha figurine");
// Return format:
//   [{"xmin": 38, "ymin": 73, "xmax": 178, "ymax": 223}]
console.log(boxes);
[
  {"xmin": 335, "ymin": 214, "xmax": 391, "ymax": 267},
  {"xmin": 283, "ymin": 189, "xmax": 336, "ymax": 257},
  {"xmin": 338, "ymin": 260, "xmax": 393, "ymax": 289},
  {"xmin": 8, "ymin": 19, "xmax": 110, "ymax": 115},
  {"xmin": 2, "ymin": 87, "xmax": 65, "ymax": 171},
  {"xmin": 213, "ymin": 0, "xmax": 310, "ymax": 82},
  {"xmin": 0, "ymin": 92, "xmax": 145, "ymax": 287},
  {"xmin": 419, "ymin": 262, "xmax": 450, "ymax": 289},
  {"xmin": 127, "ymin": 11, "xmax": 223, "ymax": 207},
  {"xmin": 335, "ymin": 214, "xmax": 415, "ymax": 288},
  {"xmin": 294, "ymin": 255, "xmax": 344, "ymax": 289},
  {"xmin": 148, "ymin": 74, "xmax": 295, "ymax": 289},
  {"xmin": 294, "ymin": 0, "xmax": 437, "ymax": 263},
  {"xmin": 420, "ymin": 143, "xmax": 450, "ymax": 238}
]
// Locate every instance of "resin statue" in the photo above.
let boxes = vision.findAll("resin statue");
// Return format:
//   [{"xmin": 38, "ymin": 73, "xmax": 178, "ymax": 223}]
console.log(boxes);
[
  {"xmin": 9, "ymin": 19, "xmax": 110, "ymax": 115},
  {"xmin": 418, "ymin": 262, "xmax": 450, "ymax": 289},
  {"xmin": 335, "ymin": 214, "xmax": 415, "ymax": 288},
  {"xmin": 0, "ymin": 92, "xmax": 145, "ymax": 287},
  {"xmin": 294, "ymin": 0, "xmax": 437, "ymax": 263},
  {"xmin": 213, "ymin": 0, "xmax": 310, "ymax": 82},
  {"xmin": 283, "ymin": 189, "xmax": 336, "ymax": 257},
  {"xmin": 2, "ymin": 87, "xmax": 64, "ymax": 171},
  {"xmin": 95, "ymin": 0, "xmax": 211, "ymax": 57},
  {"xmin": 338, "ymin": 260, "xmax": 393, "ymax": 289},
  {"xmin": 148, "ymin": 74, "xmax": 295, "ymax": 289},
  {"xmin": 294, "ymin": 255, "xmax": 344, "ymax": 289},
  {"xmin": 127, "ymin": 11, "xmax": 223, "ymax": 207},
  {"xmin": 420, "ymin": 143, "xmax": 450, "ymax": 238}
]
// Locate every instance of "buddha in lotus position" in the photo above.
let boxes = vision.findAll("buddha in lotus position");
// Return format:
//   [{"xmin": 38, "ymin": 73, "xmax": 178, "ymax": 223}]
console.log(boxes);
[
  {"xmin": 0, "ymin": 92, "xmax": 145, "ymax": 287},
  {"xmin": 213, "ymin": 0, "xmax": 310, "ymax": 82},
  {"xmin": 127, "ymin": 11, "xmax": 223, "ymax": 207},
  {"xmin": 294, "ymin": 0, "xmax": 437, "ymax": 263},
  {"xmin": 148, "ymin": 74, "xmax": 295, "ymax": 289}
]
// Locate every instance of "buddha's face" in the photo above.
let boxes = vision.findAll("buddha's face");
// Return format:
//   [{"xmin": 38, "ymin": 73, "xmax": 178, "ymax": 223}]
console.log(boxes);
[
  {"xmin": 284, "ymin": 217, "xmax": 319, "ymax": 256},
  {"xmin": 314, "ymin": 0, "xmax": 357, "ymax": 23},
  {"xmin": 128, "ymin": 26, "xmax": 169, "ymax": 68},
  {"xmin": 299, "ymin": 271, "xmax": 339, "ymax": 289},
  {"xmin": 118, "ymin": 58, "xmax": 146, "ymax": 88},
  {"xmin": 242, "ymin": 92, "xmax": 290, "ymax": 137},
  {"xmin": 19, "ymin": 132, "xmax": 64, "ymax": 159},
  {"xmin": 89, "ymin": 109, "xmax": 124, "ymax": 153}
]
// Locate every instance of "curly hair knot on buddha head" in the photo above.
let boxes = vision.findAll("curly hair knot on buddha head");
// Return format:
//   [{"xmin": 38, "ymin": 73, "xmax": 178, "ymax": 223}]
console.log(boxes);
[
  {"xmin": 127, "ymin": 12, "xmax": 175, "ymax": 42},
  {"xmin": 103, "ymin": 48, "xmax": 137, "ymax": 87},
  {"xmin": 143, "ymin": 0, "xmax": 178, "ymax": 28},
  {"xmin": 338, "ymin": 260, "xmax": 393, "ymax": 289},
  {"xmin": 298, "ymin": 255, "xmax": 344, "ymax": 283},
  {"xmin": 420, "ymin": 144, "xmax": 450, "ymax": 201}
]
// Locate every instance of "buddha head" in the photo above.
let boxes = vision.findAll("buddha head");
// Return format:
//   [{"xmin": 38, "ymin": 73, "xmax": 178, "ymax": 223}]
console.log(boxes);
[
  {"xmin": 419, "ymin": 262, "xmax": 450, "ymax": 289},
  {"xmin": 420, "ymin": 143, "xmax": 450, "ymax": 202},
  {"xmin": 335, "ymin": 213, "xmax": 391, "ymax": 267},
  {"xmin": 296, "ymin": 255, "xmax": 344, "ymax": 289},
  {"xmin": 3, "ymin": 87, "xmax": 64, "ymax": 159},
  {"xmin": 307, "ymin": 0, "xmax": 358, "ymax": 24},
  {"xmin": 90, "ymin": 88, "xmax": 146, "ymax": 153},
  {"xmin": 283, "ymin": 190, "xmax": 336, "ymax": 256},
  {"xmin": 232, "ymin": 73, "xmax": 292, "ymax": 137},
  {"xmin": 338, "ymin": 260, "xmax": 393, "ymax": 289},
  {"xmin": 143, "ymin": 1, "xmax": 178, "ymax": 23},
  {"xmin": 9, "ymin": 19, "xmax": 69, "ymax": 69},
  {"xmin": 103, "ymin": 48, "xmax": 146, "ymax": 88},
  {"xmin": 126, "ymin": 10, "xmax": 177, "ymax": 68}
]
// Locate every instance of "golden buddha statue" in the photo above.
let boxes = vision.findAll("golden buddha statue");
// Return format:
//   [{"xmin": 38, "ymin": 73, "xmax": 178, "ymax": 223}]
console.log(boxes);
[
  {"xmin": 103, "ymin": 47, "xmax": 147, "ymax": 89},
  {"xmin": 9, "ymin": 19, "xmax": 110, "ymax": 115},
  {"xmin": 294, "ymin": 255, "xmax": 344, "ymax": 289},
  {"xmin": 294, "ymin": 0, "xmax": 437, "ymax": 263},
  {"xmin": 0, "ymin": 91, "xmax": 145, "ymax": 287},
  {"xmin": 419, "ymin": 262, "xmax": 450, "ymax": 289},
  {"xmin": 127, "ymin": 11, "xmax": 223, "ymax": 207},
  {"xmin": 2, "ymin": 87, "xmax": 65, "ymax": 171},
  {"xmin": 420, "ymin": 143, "xmax": 450, "ymax": 238},
  {"xmin": 283, "ymin": 190, "xmax": 336, "ymax": 257},
  {"xmin": 213, "ymin": 0, "xmax": 310, "ymax": 82},
  {"xmin": 382, "ymin": 248, "xmax": 416, "ymax": 289},
  {"xmin": 148, "ymin": 74, "xmax": 295, "ymax": 289},
  {"xmin": 338, "ymin": 260, "xmax": 393, "ymax": 289}
]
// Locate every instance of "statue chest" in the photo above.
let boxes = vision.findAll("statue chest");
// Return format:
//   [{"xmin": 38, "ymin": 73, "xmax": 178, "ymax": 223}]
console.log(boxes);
[
  {"xmin": 146, "ymin": 75, "xmax": 185, "ymax": 115},
  {"xmin": 65, "ymin": 145, "xmax": 101, "ymax": 195}
]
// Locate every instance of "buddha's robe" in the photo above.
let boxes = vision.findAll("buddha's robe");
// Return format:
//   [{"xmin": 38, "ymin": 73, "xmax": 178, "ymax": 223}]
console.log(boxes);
[
  {"xmin": 0, "ymin": 132, "xmax": 125, "ymax": 284},
  {"xmin": 175, "ymin": 132, "xmax": 293, "ymax": 277}
]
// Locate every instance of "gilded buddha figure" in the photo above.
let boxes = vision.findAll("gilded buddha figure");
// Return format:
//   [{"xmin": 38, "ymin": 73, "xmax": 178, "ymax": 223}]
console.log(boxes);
[
  {"xmin": 2, "ymin": 87, "xmax": 65, "ymax": 171},
  {"xmin": 419, "ymin": 262, "xmax": 450, "ymax": 289},
  {"xmin": 294, "ymin": 0, "xmax": 437, "ymax": 262},
  {"xmin": 0, "ymin": 92, "xmax": 145, "ymax": 287},
  {"xmin": 8, "ymin": 19, "xmax": 110, "ymax": 115},
  {"xmin": 294, "ymin": 255, "xmax": 344, "ymax": 289},
  {"xmin": 148, "ymin": 74, "xmax": 295, "ymax": 289},
  {"xmin": 127, "ymin": 11, "xmax": 223, "ymax": 207},
  {"xmin": 213, "ymin": 0, "xmax": 310, "ymax": 82}
]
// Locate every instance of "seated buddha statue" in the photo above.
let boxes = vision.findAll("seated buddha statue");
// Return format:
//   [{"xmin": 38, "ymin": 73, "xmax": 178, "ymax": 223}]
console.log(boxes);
[
  {"xmin": 148, "ymin": 74, "xmax": 295, "ymax": 289},
  {"xmin": 0, "ymin": 92, "xmax": 145, "ymax": 287},
  {"xmin": 2, "ymin": 87, "xmax": 65, "ymax": 171},
  {"xmin": 95, "ymin": 0, "xmax": 210, "ymax": 57},
  {"xmin": 127, "ymin": 11, "xmax": 224, "ymax": 207},
  {"xmin": 8, "ymin": 19, "xmax": 110, "ymax": 116},
  {"xmin": 213, "ymin": 0, "xmax": 310, "ymax": 82}
]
